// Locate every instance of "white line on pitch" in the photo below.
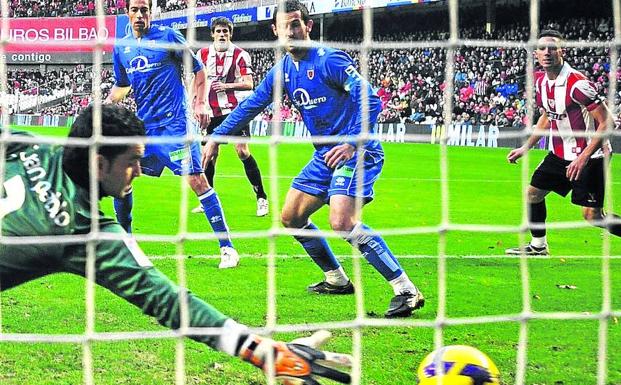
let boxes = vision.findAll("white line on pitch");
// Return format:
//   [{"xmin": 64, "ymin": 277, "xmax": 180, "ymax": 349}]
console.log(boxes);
[
  {"xmin": 153, "ymin": 174, "xmax": 621, "ymax": 185},
  {"xmin": 147, "ymin": 254, "xmax": 621, "ymax": 260}
]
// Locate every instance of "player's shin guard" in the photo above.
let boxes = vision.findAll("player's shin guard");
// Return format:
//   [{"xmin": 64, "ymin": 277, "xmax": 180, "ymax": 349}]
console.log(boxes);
[
  {"xmin": 293, "ymin": 222, "xmax": 341, "ymax": 272},
  {"xmin": 242, "ymin": 155, "xmax": 267, "ymax": 199},
  {"xmin": 198, "ymin": 188, "xmax": 233, "ymax": 248},
  {"xmin": 346, "ymin": 222, "xmax": 402, "ymax": 281},
  {"xmin": 113, "ymin": 189, "xmax": 133, "ymax": 233}
]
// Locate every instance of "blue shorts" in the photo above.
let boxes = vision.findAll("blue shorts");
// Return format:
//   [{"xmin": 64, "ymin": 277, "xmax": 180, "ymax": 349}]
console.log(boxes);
[
  {"xmin": 140, "ymin": 120, "xmax": 203, "ymax": 177},
  {"xmin": 292, "ymin": 149, "xmax": 384, "ymax": 203}
]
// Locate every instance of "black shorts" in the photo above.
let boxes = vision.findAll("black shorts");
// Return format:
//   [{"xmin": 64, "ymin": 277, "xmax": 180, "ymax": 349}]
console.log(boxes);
[
  {"xmin": 531, "ymin": 151, "xmax": 606, "ymax": 208},
  {"xmin": 203, "ymin": 115, "xmax": 250, "ymax": 137}
]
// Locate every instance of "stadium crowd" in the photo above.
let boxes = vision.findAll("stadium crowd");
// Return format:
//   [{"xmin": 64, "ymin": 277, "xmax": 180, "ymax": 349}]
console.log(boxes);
[
  {"xmin": 4, "ymin": 0, "xmax": 242, "ymax": 17},
  {"xmin": 7, "ymin": 0, "xmax": 123, "ymax": 17},
  {"xmin": 158, "ymin": 0, "xmax": 239, "ymax": 13},
  {"xmin": 7, "ymin": 12, "xmax": 619, "ymax": 127},
  {"xmin": 242, "ymin": 15, "xmax": 618, "ymax": 126},
  {"xmin": 8, "ymin": 65, "xmax": 104, "ymax": 96}
]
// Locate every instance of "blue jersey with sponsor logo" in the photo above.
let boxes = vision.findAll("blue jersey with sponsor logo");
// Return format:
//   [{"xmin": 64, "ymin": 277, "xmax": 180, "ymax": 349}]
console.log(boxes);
[
  {"xmin": 112, "ymin": 26, "xmax": 203, "ymax": 130},
  {"xmin": 214, "ymin": 44, "xmax": 383, "ymax": 156}
]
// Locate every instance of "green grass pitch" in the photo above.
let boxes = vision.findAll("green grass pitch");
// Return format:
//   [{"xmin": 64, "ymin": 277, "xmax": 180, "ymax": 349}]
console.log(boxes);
[{"xmin": 1, "ymin": 127, "xmax": 620, "ymax": 384}]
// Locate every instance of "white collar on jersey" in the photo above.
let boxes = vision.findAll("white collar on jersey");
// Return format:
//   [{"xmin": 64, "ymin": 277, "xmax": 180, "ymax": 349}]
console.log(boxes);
[
  {"xmin": 545, "ymin": 61, "xmax": 570, "ymax": 86},
  {"xmin": 209, "ymin": 43, "xmax": 237, "ymax": 58}
]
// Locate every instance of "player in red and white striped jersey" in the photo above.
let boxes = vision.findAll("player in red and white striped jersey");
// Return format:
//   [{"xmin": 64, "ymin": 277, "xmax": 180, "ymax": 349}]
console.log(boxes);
[
  {"xmin": 193, "ymin": 17, "xmax": 268, "ymax": 217},
  {"xmin": 506, "ymin": 29, "xmax": 620, "ymax": 255}
]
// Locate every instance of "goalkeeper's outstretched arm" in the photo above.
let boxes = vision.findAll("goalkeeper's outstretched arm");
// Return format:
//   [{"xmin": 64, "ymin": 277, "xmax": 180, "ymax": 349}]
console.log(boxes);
[{"xmin": 91, "ymin": 235, "xmax": 351, "ymax": 385}]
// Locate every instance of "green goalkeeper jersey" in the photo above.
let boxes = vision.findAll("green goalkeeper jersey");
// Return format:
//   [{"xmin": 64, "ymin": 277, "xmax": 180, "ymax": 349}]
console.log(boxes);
[
  {"xmin": 0, "ymin": 133, "xmax": 230, "ymax": 350},
  {"xmin": 1, "ymin": 135, "xmax": 90, "ymax": 240}
]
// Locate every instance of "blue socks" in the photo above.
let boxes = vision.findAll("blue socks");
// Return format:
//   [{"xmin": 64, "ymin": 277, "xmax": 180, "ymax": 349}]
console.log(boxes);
[
  {"xmin": 198, "ymin": 188, "xmax": 233, "ymax": 248},
  {"xmin": 346, "ymin": 222, "xmax": 403, "ymax": 281},
  {"xmin": 114, "ymin": 189, "xmax": 133, "ymax": 233},
  {"xmin": 292, "ymin": 221, "xmax": 403, "ymax": 282},
  {"xmin": 293, "ymin": 222, "xmax": 341, "ymax": 272}
]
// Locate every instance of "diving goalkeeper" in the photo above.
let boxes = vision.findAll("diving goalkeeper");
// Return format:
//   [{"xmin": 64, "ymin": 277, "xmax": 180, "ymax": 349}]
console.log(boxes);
[{"xmin": 0, "ymin": 104, "xmax": 350, "ymax": 385}]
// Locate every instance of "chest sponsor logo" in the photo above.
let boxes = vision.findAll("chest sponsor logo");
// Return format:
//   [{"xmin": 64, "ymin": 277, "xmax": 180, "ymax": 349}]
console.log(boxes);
[
  {"xmin": 126, "ymin": 55, "xmax": 162, "ymax": 74},
  {"xmin": 292, "ymin": 88, "xmax": 327, "ymax": 110}
]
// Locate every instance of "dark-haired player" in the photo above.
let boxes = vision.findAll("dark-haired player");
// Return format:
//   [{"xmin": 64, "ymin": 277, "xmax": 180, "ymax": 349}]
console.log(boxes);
[
  {"xmin": 0, "ymin": 104, "xmax": 351, "ymax": 385},
  {"xmin": 506, "ymin": 29, "xmax": 620, "ymax": 255},
  {"xmin": 107, "ymin": 0, "xmax": 239, "ymax": 268},
  {"xmin": 193, "ymin": 16, "xmax": 269, "ymax": 217},
  {"xmin": 203, "ymin": 0, "xmax": 424, "ymax": 318}
]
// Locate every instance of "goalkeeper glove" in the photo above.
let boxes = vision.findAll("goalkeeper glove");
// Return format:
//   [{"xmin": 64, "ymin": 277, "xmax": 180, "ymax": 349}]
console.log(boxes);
[{"xmin": 238, "ymin": 331, "xmax": 352, "ymax": 385}]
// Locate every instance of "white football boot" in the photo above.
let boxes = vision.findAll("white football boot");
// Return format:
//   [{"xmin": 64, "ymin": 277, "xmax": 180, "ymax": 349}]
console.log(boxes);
[
  {"xmin": 256, "ymin": 198, "xmax": 269, "ymax": 217},
  {"xmin": 219, "ymin": 246, "xmax": 240, "ymax": 269}
]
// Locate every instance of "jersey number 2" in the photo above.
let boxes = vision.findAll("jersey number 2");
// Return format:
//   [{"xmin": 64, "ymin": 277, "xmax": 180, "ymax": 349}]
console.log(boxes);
[{"xmin": 0, "ymin": 175, "xmax": 26, "ymax": 219}]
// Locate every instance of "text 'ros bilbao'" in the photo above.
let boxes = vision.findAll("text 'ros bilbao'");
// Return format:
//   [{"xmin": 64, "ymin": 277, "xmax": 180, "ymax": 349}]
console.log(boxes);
[{"xmin": 4, "ymin": 27, "xmax": 110, "ymax": 42}]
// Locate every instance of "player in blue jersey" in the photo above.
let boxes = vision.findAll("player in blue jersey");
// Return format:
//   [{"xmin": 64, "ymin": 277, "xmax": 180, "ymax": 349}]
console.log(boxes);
[
  {"xmin": 203, "ymin": 0, "xmax": 424, "ymax": 318},
  {"xmin": 106, "ymin": 0, "xmax": 240, "ymax": 269}
]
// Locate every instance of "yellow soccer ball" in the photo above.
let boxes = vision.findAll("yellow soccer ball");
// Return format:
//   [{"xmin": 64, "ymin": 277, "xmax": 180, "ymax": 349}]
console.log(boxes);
[{"xmin": 416, "ymin": 345, "xmax": 500, "ymax": 385}]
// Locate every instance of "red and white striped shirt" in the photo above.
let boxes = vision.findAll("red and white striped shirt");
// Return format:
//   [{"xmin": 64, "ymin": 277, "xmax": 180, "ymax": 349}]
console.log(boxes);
[
  {"xmin": 535, "ymin": 62, "xmax": 609, "ymax": 161},
  {"xmin": 197, "ymin": 43, "xmax": 253, "ymax": 117}
]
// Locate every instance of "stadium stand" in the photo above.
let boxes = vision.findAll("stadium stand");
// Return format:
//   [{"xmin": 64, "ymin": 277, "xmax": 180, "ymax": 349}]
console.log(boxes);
[
  {"xmin": 241, "ymin": 15, "xmax": 618, "ymax": 126},
  {"xmin": 6, "ymin": 0, "xmax": 123, "ymax": 17},
  {"xmin": 3, "ymin": 0, "xmax": 246, "ymax": 17},
  {"xmin": 6, "ymin": 11, "xmax": 619, "ymax": 126},
  {"xmin": 158, "ymin": 0, "xmax": 240, "ymax": 13},
  {"xmin": 7, "ymin": 65, "xmax": 115, "ymax": 113}
]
